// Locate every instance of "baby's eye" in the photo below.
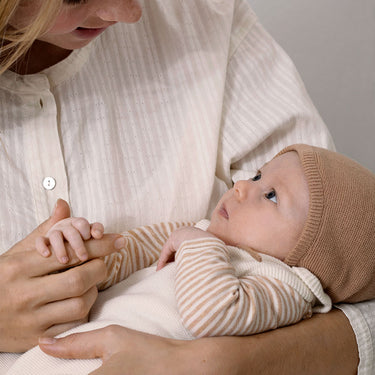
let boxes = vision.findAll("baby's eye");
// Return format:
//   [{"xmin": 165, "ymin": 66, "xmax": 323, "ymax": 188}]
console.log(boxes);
[
  {"xmin": 252, "ymin": 172, "xmax": 261, "ymax": 181},
  {"xmin": 265, "ymin": 189, "xmax": 277, "ymax": 204}
]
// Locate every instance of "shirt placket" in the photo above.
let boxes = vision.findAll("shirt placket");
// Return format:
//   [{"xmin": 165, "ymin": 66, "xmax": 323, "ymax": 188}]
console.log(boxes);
[{"xmin": 24, "ymin": 76, "xmax": 69, "ymax": 223}]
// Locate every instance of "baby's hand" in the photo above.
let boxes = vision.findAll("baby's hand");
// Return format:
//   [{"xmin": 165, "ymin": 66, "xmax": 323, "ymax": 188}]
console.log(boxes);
[
  {"xmin": 35, "ymin": 217, "xmax": 104, "ymax": 264},
  {"xmin": 156, "ymin": 227, "xmax": 217, "ymax": 270}
]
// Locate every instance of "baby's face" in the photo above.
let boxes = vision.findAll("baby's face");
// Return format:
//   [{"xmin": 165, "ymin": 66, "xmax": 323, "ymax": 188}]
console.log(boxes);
[{"xmin": 208, "ymin": 152, "xmax": 309, "ymax": 260}]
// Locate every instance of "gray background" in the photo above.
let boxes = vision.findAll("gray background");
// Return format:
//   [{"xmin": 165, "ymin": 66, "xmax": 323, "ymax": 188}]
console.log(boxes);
[{"xmin": 249, "ymin": 0, "xmax": 375, "ymax": 172}]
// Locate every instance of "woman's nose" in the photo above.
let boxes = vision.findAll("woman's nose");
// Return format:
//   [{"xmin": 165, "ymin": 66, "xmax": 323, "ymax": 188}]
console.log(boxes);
[
  {"xmin": 96, "ymin": 0, "xmax": 142, "ymax": 23},
  {"xmin": 233, "ymin": 180, "xmax": 249, "ymax": 201}
]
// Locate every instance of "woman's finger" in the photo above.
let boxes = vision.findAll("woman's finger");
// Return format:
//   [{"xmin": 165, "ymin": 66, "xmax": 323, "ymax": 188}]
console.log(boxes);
[
  {"xmin": 43, "ymin": 318, "xmax": 89, "ymax": 340},
  {"xmin": 39, "ymin": 286, "xmax": 98, "ymax": 328},
  {"xmin": 7, "ymin": 199, "xmax": 71, "ymax": 257},
  {"xmin": 37, "ymin": 258, "xmax": 106, "ymax": 305},
  {"xmin": 39, "ymin": 327, "xmax": 108, "ymax": 360},
  {"xmin": 39, "ymin": 325, "xmax": 179, "ymax": 375},
  {"xmin": 17, "ymin": 234, "xmax": 125, "ymax": 277}
]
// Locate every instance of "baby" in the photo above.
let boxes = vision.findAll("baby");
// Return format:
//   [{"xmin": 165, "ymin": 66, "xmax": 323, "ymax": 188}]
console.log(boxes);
[{"xmin": 36, "ymin": 144, "xmax": 375, "ymax": 337}]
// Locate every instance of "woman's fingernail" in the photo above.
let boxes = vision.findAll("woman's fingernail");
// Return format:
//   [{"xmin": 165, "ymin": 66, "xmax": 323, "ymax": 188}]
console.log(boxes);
[
  {"xmin": 39, "ymin": 337, "xmax": 57, "ymax": 345},
  {"xmin": 43, "ymin": 250, "xmax": 50, "ymax": 257},
  {"xmin": 61, "ymin": 256, "xmax": 69, "ymax": 264},
  {"xmin": 114, "ymin": 237, "xmax": 126, "ymax": 250}
]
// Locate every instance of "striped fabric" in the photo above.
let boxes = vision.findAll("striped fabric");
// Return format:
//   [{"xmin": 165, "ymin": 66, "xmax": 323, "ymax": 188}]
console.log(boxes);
[
  {"xmin": 99, "ymin": 221, "xmax": 192, "ymax": 290},
  {"xmin": 0, "ymin": 0, "xmax": 333, "ymax": 254},
  {"xmin": 100, "ymin": 221, "xmax": 323, "ymax": 337},
  {"xmin": 175, "ymin": 238, "xmax": 313, "ymax": 337}
]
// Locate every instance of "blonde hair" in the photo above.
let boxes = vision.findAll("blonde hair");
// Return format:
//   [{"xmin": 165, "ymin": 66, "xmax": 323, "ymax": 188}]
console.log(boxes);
[{"xmin": 0, "ymin": 0, "xmax": 62, "ymax": 74}]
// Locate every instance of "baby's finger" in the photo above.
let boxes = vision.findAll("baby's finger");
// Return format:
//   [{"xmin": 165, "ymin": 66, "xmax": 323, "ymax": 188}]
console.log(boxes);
[
  {"xmin": 91, "ymin": 222, "xmax": 104, "ymax": 239},
  {"xmin": 35, "ymin": 236, "xmax": 51, "ymax": 257},
  {"xmin": 71, "ymin": 217, "xmax": 91, "ymax": 240},
  {"xmin": 49, "ymin": 230, "xmax": 69, "ymax": 264},
  {"xmin": 62, "ymin": 227, "xmax": 88, "ymax": 262},
  {"xmin": 156, "ymin": 243, "xmax": 174, "ymax": 271}
]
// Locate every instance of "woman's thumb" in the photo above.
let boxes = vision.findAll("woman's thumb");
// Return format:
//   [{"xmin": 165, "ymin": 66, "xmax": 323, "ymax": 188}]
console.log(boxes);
[
  {"xmin": 39, "ymin": 330, "xmax": 104, "ymax": 360},
  {"xmin": 51, "ymin": 199, "xmax": 71, "ymax": 223},
  {"xmin": 38, "ymin": 199, "xmax": 71, "ymax": 234}
]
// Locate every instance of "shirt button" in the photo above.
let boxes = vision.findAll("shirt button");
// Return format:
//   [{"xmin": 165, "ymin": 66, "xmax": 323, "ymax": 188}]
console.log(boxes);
[{"xmin": 42, "ymin": 177, "xmax": 56, "ymax": 190}]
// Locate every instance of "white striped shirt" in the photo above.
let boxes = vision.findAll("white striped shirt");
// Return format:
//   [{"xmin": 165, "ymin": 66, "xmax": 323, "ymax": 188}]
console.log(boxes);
[{"xmin": 0, "ymin": 0, "xmax": 334, "ymax": 253}]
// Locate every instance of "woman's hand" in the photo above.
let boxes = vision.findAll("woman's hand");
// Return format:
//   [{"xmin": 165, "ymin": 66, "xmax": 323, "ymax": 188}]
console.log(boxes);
[
  {"xmin": 39, "ymin": 310, "xmax": 359, "ymax": 375},
  {"xmin": 0, "ymin": 200, "xmax": 125, "ymax": 352},
  {"xmin": 39, "ymin": 325, "xmax": 193, "ymax": 375}
]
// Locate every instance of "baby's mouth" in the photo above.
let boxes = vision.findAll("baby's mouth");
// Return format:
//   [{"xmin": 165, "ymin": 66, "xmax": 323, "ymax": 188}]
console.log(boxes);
[{"xmin": 218, "ymin": 204, "xmax": 229, "ymax": 220}]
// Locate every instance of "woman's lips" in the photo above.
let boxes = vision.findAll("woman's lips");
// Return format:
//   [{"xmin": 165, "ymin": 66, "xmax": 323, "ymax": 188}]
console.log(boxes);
[{"xmin": 73, "ymin": 27, "xmax": 108, "ymax": 39}]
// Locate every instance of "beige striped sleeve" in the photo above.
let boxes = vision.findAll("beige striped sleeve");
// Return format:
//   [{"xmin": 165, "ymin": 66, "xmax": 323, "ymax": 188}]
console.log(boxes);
[
  {"xmin": 175, "ymin": 238, "xmax": 312, "ymax": 338},
  {"xmin": 98, "ymin": 221, "xmax": 194, "ymax": 290}
]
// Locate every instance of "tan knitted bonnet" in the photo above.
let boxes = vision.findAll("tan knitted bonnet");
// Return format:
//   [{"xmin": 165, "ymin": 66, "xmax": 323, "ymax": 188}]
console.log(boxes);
[{"xmin": 277, "ymin": 144, "xmax": 375, "ymax": 303}]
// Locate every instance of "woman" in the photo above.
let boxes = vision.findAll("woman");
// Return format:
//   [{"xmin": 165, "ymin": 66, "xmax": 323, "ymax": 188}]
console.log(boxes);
[{"xmin": 0, "ymin": 0, "xmax": 371, "ymax": 373}]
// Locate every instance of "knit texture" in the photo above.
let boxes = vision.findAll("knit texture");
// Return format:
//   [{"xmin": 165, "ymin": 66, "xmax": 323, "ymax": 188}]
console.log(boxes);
[{"xmin": 279, "ymin": 144, "xmax": 375, "ymax": 303}]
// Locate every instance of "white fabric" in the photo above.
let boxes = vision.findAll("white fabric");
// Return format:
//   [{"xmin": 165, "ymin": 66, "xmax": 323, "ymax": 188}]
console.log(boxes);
[
  {"xmin": 6, "ymin": 264, "xmax": 187, "ymax": 375},
  {"xmin": 0, "ymin": 0, "xmax": 334, "ymax": 250},
  {"xmin": 0, "ymin": 0, "xmax": 372, "ymax": 373},
  {"xmin": 337, "ymin": 302, "xmax": 375, "ymax": 374}
]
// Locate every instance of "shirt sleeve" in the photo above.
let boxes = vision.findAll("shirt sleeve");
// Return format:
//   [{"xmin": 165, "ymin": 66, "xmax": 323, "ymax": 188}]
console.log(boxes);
[
  {"xmin": 174, "ymin": 237, "xmax": 312, "ymax": 338},
  {"xmin": 336, "ymin": 300, "xmax": 375, "ymax": 375},
  {"xmin": 98, "ymin": 221, "xmax": 194, "ymax": 290},
  {"xmin": 217, "ymin": 11, "xmax": 335, "ymax": 186}
]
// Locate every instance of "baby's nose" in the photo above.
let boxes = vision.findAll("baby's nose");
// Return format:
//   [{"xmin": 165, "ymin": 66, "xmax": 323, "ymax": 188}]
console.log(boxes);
[{"xmin": 233, "ymin": 180, "xmax": 249, "ymax": 201}]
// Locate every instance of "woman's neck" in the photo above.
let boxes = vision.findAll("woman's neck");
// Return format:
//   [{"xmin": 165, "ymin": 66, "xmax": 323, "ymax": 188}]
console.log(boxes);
[{"xmin": 10, "ymin": 40, "xmax": 72, "ymax": 75}]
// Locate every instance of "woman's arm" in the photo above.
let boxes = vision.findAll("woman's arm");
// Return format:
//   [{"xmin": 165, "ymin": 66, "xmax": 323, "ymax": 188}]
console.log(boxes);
[
  {"xmin": 221, "ymin": 309, "xmax": 359, "ymax": 375},
  {"xmin": 181, "ymin": 309, "xmax": 358, "ymax": 375},
  {"xmin": 40, "ymin": 309, "xmax": 358, "ymax": 374}
]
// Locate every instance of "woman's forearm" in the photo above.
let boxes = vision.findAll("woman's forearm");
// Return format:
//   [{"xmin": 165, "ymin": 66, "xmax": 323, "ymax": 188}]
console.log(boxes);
[
  {"xmin": 180, "ymin": 309, "xmax": 359, "ymax": 375},
  {"xmin": 40, "ymin": 309, "xmax": 359, "ymax": 374}
]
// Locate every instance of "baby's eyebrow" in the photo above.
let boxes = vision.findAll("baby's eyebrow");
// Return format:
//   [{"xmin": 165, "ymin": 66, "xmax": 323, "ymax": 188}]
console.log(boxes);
[{"xmin": 258, "ymin": 166, "xmax": 265, "ymax": 174}]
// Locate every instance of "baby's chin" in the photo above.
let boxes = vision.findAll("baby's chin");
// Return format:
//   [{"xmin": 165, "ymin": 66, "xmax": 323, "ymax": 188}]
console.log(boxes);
[
  {"xmin": 206, "ymin": 224, "xmax": 233, "ymax": 247},
  {"xmin": 206, "ymin": 221, "xmax": 220, "ymax": 238}
]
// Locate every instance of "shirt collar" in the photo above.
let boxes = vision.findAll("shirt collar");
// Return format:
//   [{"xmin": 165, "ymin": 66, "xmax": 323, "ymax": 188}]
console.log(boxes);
[{"xmin": 0, "ymin": 39, "xmax": 95, "ymax": 93}]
